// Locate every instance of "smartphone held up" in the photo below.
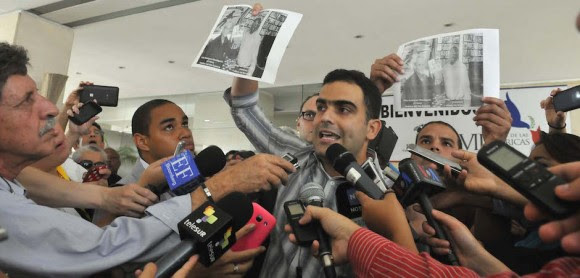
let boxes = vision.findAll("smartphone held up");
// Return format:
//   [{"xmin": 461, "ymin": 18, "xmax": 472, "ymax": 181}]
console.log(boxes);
[
  {"xmin": 79, "ymin": 85, "xmax": 119, "ymax": 107},
  {"xmin": 68, "ymin": 101, "xmax": 102, "ymax": 126},
  {"xmin": 553, "ymin": 85, "xmax": 580, "ymax": 112},
  {"xmin": 68, "ymin": 84, "xmax": 119, "ymax": 126}
]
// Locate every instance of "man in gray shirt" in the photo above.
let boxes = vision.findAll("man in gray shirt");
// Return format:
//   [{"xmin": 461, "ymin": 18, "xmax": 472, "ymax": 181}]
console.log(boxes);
[
  {"xmin": 0, "ymin": 42, "xmax": 293, "ymax": 277},
  {"xmin": 226, "ymin": 70, "xmax": 390, "ymax": 277}
]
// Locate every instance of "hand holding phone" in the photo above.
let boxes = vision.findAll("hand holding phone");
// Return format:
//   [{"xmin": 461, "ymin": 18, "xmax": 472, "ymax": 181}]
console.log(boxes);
[
  {"xmin": 69, "ymin": 101, "xmax": 102, "ymax": 126},
  {"xmin": 553, "ymin": 85, "xmax": 580, "ymax": 112},
  {"xmin": 284, "ymin": 200, "xmax": 317, "ymax": 245},
  {"xmin": 478, "ymin": 140, "xmax": 577, "ymax": 218},
  {"xmin": 231, "ymin": 203, "xmax": 276, "ymax": 251}
]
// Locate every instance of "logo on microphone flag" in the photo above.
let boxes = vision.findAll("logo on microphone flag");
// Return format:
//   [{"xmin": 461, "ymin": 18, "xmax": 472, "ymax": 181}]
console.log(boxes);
[
  {"xmin": 197, "ymin": 206, "xmax": 218, "ymax": 224},
  {"xmin": 218, "ymin": 227, "xmax": 233, "ymax": 249},
  {"xmin": 162, "ymin": 151, "xmax": 201, "ymax": 191}
]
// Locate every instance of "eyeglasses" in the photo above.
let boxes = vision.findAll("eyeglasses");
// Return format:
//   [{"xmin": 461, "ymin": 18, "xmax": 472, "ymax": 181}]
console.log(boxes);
[
  {"xmin": 299, "ymin": 111, "xmax": 316, "ymax": 121},
  {"xmin": 78, "ymin": 160, "xmax": 107, "ymax": 170}
]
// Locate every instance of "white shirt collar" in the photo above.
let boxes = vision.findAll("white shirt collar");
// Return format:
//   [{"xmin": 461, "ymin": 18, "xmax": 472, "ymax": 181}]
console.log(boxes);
[
  {"xmin": 139, "ymin": 157, "xmax": 150, "ymax": 169},
  {"xmin": 0, "ymin": 176, "xmax": 26, "ymax": 196}
]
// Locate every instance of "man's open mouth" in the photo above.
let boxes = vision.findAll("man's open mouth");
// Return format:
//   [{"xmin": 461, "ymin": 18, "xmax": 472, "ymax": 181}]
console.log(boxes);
[{"xmin": 319, "ymin": 130, "xmax": 341, "ymax": 140}]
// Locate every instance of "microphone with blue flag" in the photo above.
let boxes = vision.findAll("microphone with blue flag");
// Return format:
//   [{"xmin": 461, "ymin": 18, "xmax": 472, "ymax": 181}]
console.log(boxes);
[{"xmin": 159, "ymin": 145, "xmax": 226, "ymax": 196}]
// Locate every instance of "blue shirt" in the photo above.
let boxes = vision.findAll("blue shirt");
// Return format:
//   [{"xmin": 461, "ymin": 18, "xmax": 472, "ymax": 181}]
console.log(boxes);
[{"xmin": 0, "ymin": 176, "xmax": 192, "ymax": 277}]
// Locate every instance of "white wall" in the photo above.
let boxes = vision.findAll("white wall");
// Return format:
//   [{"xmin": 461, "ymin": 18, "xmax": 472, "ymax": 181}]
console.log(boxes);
[
  {"xmin": 0, "ymin": 11, "xmax": 18, "ymax": 43},
  {"xmin": 0, "ymin": 10, "xmax": 74, "ymax": 108},
  {"xmin": 13, "ymin": 11, "xmax": 73, "ymax": 85}
]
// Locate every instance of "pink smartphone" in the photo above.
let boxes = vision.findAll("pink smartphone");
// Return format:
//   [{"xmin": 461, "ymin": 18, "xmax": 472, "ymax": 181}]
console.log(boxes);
[{"xmin": 231, "ymin": 202, "xmax": 276, "ymax": 251}]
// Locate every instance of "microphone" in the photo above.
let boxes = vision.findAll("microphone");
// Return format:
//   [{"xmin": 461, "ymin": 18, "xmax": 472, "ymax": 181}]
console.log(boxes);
[
  {"xmin": 299, "ymin": 183, "xmax": 336, "ymax": 278},
  {"xmin": 335, "ymin": 181, "xmax": 365, "ymax": 226},
  {"xmin": 383, "ymin": 162, "xmax": 400, "ymax": 183},
  {"xmin": 158, "ymin": 145, "xmax": 226, "ymax": 196},
  {"xmin": 394, "ymin": 158, "xmax": 446, "ymax": 206},
  {"xmin": 395, "ymin": 158, "xmax": 459, "ymax": 266},
  {"xmin": 155, "ymin": 192, "xmax": 253, "ymax": 278},
  {"xmin": 326, "ymin": 143, "xmax": 384, "ymax": 199},
  {"xmin": 194, "ymin": 145, "xmax": 226, "ymax": 178}
]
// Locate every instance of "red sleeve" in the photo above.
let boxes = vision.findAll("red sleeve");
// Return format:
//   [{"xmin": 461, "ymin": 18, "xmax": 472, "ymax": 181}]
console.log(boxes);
[
  {"xmin": 523, "ymin": 256, "xmax": 580, "ymax": 277},
  {"xmin": 347, "ymin": 228, "xmax": 480, "ymax": 278},
  {"xmin": 487, "ymin": 256, "xmax": 580, "ymax": 278}
]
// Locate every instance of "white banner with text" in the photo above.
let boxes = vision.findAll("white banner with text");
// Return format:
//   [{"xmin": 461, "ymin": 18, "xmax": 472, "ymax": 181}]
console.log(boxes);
[{"xmin": 382, "ymin": 85, "xmax": 570, "ymax": 161}]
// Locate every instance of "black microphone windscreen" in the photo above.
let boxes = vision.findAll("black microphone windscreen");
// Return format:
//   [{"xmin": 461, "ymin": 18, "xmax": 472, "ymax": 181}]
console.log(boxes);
[
  {"xmin": 299, "ymin": 182, "xmax": 325, "ymax": 205},
  {"xmin": 325, "ymin": 143, "xmax": 346, "ymax": 163},
  {"xmin": 216, "ymin": 192, "xmax": 253, "ymax": 231},
  {"xmin": 195, "ymin": 145, "xmax": 226, "ymax": 177},
  {"xmin": 398, "ymin": 158, "xmax": 413, "ymax": 167},
  {"xmin": 326, "ymin": 143, "xmax": 356, "ymax": 174}
]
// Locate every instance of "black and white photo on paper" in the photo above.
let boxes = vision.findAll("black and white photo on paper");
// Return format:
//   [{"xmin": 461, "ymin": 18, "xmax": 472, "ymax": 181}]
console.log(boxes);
[
  {"xmin": 393, "ymin": 29, "xmax": 498, "ymax": 110},
  {"xmin": 193, "ymin": 5, "xmax": 302, "ymax": 84},
  {"xmin": 248, "ymin": 11, "xmax": 287, "ymax": 78},
  {"xmin": 197, "ymin": 6, "xmax": 261, "ymax": 74}
]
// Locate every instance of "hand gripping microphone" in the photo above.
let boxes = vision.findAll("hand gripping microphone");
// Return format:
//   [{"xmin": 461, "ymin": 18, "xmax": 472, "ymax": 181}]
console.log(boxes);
[
  {"xmin": 396, "ymin": 158, "xmax": 459, "ymax": 266},
  {"xmin": 155, "ymin": 192, "xmax": 253, "ymax": 278},
  {"xmin": 326, "ymin": 143, "xmax": 384, "ymax": 199},
  {"xmin": 299, "ymin": 183, "xmax": 337, "ymax": 278},
  {"xmin": 157, "ymin": 145, "xmax": 226, "ymax": 196}
]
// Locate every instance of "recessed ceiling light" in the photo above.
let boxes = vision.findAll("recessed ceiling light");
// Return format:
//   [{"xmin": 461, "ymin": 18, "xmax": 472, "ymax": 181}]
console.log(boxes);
[
  {"xmin": 444, "ymin": 23, "xmax": 454, "ymax": 27},
  {"xmin": 204, "ymin": 119, "xmax": 210, "ymax": 122},
  {"xmin": 118, "ymin": 66, "xmax": 125, "ymax": 69},
  {"xmin": 354, "ymin": 34, "xmax": 363, "ymax": 39}
]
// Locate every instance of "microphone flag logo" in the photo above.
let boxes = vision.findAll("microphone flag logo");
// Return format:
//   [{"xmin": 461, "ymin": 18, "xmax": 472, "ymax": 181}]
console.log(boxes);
[{"xmin": 197, "ymin": 206, "xmax": 218, "ymax": 224}]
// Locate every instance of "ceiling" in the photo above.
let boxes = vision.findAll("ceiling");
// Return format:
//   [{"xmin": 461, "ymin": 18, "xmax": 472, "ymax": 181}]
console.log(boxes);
[
  {"xmin": 1, "ymin": 0, "xmax": 577, "ymax": 97},
  {"xmin": 1, "ymin": 0, "xmax": 579, "ymax": 149}
]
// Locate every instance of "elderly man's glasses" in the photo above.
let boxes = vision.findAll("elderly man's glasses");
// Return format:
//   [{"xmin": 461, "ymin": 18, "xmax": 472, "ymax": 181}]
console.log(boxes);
[
  {"xmin": 300, "ymin": 111, "xmax": 316, "ymax": 121},
  {"xmin": 78, "ymin": 160, "xmax": 107, "ymax": 170}
]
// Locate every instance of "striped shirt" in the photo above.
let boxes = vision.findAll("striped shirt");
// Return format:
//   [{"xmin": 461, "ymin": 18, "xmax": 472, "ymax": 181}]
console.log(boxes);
[
  {"xmin": 348, "ymin": 228, "xmax": 580, "ymax": 278},
  {"xmin": 225, "ymin": 89, "xmax": 391, "ymax": 277}
]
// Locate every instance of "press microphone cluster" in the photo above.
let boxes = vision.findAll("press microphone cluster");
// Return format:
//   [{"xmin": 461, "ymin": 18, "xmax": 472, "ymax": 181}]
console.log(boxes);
[
  {"xmin": 326, "ymin": 143, "xmax": 385, "ymax": 199},
  {"xmin": 334, "ymin": 158, "xmax": 391, "ymax": 225},
  {"xmin": 394, "ymin": 158, "xmax": 459, "ymax": 266},
  {"xmin": 299, "ymin": 183, "xmax": 337, "ymax": 278},
  {"xmin": 155, "ymin": 192, "xmax": 253, "ymax": 278},
  {"xmin": 394, "ymin": 158, "xmax": 446, "ymax": 206},
  {"xmin": 154, "ymin": 145, "xmax": 226, "ymax": 196},
  {"xmin": 335, "ymin": 181, "xmax": 364, "ymax": 226}
]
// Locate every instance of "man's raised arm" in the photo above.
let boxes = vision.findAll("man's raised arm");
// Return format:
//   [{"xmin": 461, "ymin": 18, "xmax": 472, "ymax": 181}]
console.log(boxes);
[{"xmin": 232, "ymin": 77, "xmax": 258, "ymax": 97}]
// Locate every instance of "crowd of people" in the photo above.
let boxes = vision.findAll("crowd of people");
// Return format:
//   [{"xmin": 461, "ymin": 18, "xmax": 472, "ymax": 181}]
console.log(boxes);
[{"xmin": 1, "ymin": 3, "xmax": 579, "ymax": 278}]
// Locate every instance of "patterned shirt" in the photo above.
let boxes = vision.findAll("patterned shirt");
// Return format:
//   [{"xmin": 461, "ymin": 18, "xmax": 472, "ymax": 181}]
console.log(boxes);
[
  {"xmin": 225, "ymin": 88, "xmax": 391, "ymax": 277},
  {"xmin": 348, "ymin": 228, "xmax": 580, "ymax": 278}
]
